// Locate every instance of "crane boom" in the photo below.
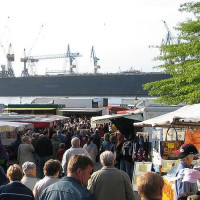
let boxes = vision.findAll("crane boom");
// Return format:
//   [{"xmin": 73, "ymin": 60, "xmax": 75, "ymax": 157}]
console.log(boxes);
[
  {"xmin": 21, "ymin": 44, "xmax": 81, "ymax": 76},
  {"xmin": 27, "ymin": 52, "xmax": 80, "ymax": 61}
]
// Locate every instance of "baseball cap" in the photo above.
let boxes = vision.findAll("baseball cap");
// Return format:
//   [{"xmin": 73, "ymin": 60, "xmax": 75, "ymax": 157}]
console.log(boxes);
[
  {"xmin": 182, "ymin": 168, "xmax": 200, "ymax": 183},
  {"xmin": 173, "ymin": 144, "xmax": 198, "ymax": 159}
]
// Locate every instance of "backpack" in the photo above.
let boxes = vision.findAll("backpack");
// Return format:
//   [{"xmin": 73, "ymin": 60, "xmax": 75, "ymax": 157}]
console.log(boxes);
[{"xmin": 121, "ymin": 141, "xmax": 133, "ymax": 157}]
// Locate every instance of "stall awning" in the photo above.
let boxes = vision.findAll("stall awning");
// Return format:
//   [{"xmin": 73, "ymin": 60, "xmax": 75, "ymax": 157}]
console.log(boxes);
[
  {"xmin": 0, "ymin": 121, "xmax": 34, "ymax": 132},
  {"xmin": 4, "ymin": 108, "xmax": 56, "ymax": 111},
  {"xmin": 91, "ymin": 113, "xmax": 143, "ymax": 138},
  {"xmin": 44, "ymin": 115, "xmax": 69, "ymax": 121},
  {"xmin": 61, "ymin": 108, "xmax": 103, "ymax": 113},
  {"xmin": 134, "ymin": 103, "xmax": 200, "ymax": 128},
  {"xmin": 44, "ymin": 115, "xmax": 70, "ymax": 125},
  {"xmin": 20, "ymin": 117, "xmax": 55, "ymax": 128},
  {"xmin": 0, "ymin": 113, "xmax": 35, "ymax": 121},
  {"xmin": 91, "ymin": 113, "xmax": 143, "ymax": 125}
]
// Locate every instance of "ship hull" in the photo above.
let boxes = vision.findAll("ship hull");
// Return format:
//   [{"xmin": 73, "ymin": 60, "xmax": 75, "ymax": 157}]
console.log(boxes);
[{"xmin": 0, "ymin": 73, "xmax": 170, "ymax": 97}]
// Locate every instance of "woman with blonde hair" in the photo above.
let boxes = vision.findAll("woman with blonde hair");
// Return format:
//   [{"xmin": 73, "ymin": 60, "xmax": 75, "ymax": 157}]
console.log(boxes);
[{"xmin": 0, "ymin": 164, "xmax": 34, "ymax": 200}]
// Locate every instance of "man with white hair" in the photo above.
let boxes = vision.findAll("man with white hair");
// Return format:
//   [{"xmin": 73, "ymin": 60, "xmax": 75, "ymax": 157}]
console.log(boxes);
[
  {"xmin": 88, "ymin": 151, "xmax": 135, "ymax": 200},
  {"xmin": 21, "ymin": 162, "xmax": 39, "ymax": 191},
  {"xmin": 62, "ymin": 137, "xmax": 89, "ymax": 175}
]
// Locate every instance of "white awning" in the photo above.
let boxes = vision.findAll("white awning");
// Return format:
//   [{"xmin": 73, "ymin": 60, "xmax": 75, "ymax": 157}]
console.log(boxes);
[
  {"xmin": 134, "ymin": 104, "xmax": 200, "ymax": 128},
  {"xmin": 91, "ymin": 113, "xmax": 143, "ymax": 125},
  {"xmin": 0, "ymin": 121, "xmax": 34, "ymax": 132},
  {"xmin": 60, "ymin": 108, "xmax": 103, "ymax": 113}
]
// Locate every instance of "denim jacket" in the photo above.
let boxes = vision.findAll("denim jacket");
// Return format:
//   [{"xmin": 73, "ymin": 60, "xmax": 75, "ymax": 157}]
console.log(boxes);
[{"xmin": 39, "ymin": 176, "xmax": 95, "ymax": 200}]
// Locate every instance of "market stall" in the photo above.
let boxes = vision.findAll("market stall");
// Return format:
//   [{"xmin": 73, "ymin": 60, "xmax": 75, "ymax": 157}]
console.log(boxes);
[
  {"xmin": 44, "ymin": 115, "xmax": 70, "ymax": 126},
  {"xmin": 134, "ymin": 103, "xmax": 200, "ymax": 200},
  {"xmin": 19, "ymin": 117, "xmax": 55, "ymax": 128},
  {"xmin": 91, "ymin": 113, "xmax": 143, "ymax": 138},
  {"xmin": 0, "ymin": 121, "xmax": 34, "ymax": 145}
]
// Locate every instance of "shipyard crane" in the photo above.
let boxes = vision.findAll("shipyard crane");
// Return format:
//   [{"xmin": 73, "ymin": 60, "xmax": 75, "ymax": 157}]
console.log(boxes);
[
  {"xmin": 0, "ymin": 43, "xmax": 15, "ymax": 77},
  {"xmin": 162, "ymin": 20, "xmax": 176, "ymax": 45},
  {"xmin": 0, "ymin": 17, "xmax": 15, "ymax": 77},
  {"xmin": 21, "ymin": 44, "xmax": 81, "ymax": 76},
  {"xmin": 161, "ymin": 21, "xmax": 181, "ymax": 64},
  {"xmin": 90, "ymin": 46, "xmax": 100, "ymax": 74},
  {"xmin": 21, "ymin": 49, "xmax": 29, "ymax": 77},
  {"xmin": 6, "ymin": 43, "xmax": 15, "ymax": 77}
]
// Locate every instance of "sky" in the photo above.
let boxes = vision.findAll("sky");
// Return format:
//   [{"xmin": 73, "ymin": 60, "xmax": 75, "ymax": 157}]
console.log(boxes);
[{"xmin": 0, "ymin": 0, "xmax": 192, "ymax": 76}]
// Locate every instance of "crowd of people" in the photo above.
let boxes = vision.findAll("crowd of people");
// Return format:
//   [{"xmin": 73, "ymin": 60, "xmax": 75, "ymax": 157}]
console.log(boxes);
[
  {"xmin": 0, "ymin": 116, "xmax": 200, "ymax": 200},
  {"xmin": 0, "ymin": 116, "xmax": 141, "ymax": 180}
]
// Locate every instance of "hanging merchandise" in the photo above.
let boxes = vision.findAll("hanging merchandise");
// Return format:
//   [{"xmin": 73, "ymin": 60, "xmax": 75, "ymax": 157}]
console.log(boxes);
[{"xmin": 133, "ymin": 132, "xmax": 150, "ymax": 162}]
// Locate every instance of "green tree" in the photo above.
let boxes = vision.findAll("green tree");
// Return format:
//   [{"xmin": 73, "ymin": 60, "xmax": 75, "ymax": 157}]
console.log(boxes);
[{"xmin": 144, "ymin": 2, "xmax": 200, "ymax": 105}]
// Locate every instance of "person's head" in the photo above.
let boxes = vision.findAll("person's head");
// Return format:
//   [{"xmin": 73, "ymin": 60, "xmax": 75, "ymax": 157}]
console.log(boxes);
[
  {"xmin": 178, "ymin": 144, "xmax": 198, "ymax": 166},
  {"xmin": 100, "ymin": 151, "xmax": 115, "ymax": 167},
  {"xmin": 57, "ymin": 130, "xmax": 61, "ymax": 135},
  {"xmin": 95, "ymin": 129, "xmax": 99, "ymax": 135},
  {"xmin": 43, "ymin": 130, "xmax": 49, "ymax": 137},
  {"xmin": 182, "ymin": 155, "xmax": 195, "ymax": 166},
  {"xmin": 80, "ymin": 130, "xmax": 86, "ymax": 136},
  {"xmin": 52, "ymin": 134, "xmax": 59, "ymax": 141},
  {"xmin": 104, "ymin": 133, "xmax": 110, "ymax": 141},
  {"xmin": 43, "ymin": 159, "xmax": 61, "ymax": 178},
  {"xmin": 7, "ymin": 164, "xmax": 23, "ymax": 182},
  {"xmin": 32, "ymin": 132, "xmax": 39, "ymax": 139},
  {"xmin": 59, "ymin": 143, "xmax": 65, "ymax": 149},
  {"xmin": 67, "ymin": 154, "xmax": 94, "ymax": 186},
  {"xmin": 22, "ymin": 136, "xmax": 30, "ymax": 144},
  {"xmin": 137, "ymin": 172, "xmax": 164, "ymax": 199},
  {"xmin": 16, "ymin": 133, "xmax": 21, "ymax": 140},
  {"xmin": 22, "ymin": 162, "xmax": 37, "ymax": 177},
  {"xmin": 71, "ymin": 137, "xmax": 80, "ymax": 147}
]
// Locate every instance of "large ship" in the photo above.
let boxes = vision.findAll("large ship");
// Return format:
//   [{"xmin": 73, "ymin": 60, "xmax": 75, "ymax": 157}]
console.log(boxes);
[
  {"xmin": 0, "ymin": 72, "xmax": 170, "ymax": 97},
  {"xmin": 0, "ymin": 45, "xmax": 170, "ymax": 97}
]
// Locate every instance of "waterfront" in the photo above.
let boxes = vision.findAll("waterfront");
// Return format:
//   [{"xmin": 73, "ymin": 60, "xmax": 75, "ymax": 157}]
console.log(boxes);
[{"xmin": 0, "ymin": 96, "xmax": 146, "ymax": 106}]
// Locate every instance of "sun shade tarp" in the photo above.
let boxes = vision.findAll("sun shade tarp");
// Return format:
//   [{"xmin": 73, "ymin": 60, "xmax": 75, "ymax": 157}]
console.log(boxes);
[{"xmin": 134, "ymin": 104, "xmax": 200, "ymax": 128}]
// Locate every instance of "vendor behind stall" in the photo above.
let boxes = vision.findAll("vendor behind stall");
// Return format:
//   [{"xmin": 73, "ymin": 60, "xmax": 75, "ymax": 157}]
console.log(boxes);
[{"xmin": 174, "ymin": 144, "xmax": 198, "ymax": 200}]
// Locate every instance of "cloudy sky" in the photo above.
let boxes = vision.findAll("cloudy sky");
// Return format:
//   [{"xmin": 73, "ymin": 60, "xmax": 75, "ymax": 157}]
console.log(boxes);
[{"xmin": 0, "ymin": 0, "xmax": 191, "ymax": 76}]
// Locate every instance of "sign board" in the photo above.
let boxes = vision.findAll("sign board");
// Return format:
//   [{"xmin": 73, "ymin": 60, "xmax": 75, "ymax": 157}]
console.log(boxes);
[{"xmin": 132, "ymin": 162, "xmax": 152, "ymax": 191}]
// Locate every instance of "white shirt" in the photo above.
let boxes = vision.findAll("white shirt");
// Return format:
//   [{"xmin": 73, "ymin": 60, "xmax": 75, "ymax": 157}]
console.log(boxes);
[
  {"xmin": 33, "ymin": 176, "xmax": 59, "ymax": 200},
  {"xmin": 61, "ymin": 147, "xmax": 90, "ymax": 175}
]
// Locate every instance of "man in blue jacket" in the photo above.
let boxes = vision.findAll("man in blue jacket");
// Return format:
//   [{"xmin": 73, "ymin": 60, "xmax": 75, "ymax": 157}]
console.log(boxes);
[
  {"xmin": 175, "ymin": 144, "xmax": 198, "ymax": 200},
  {"xmin": 40, "ymin": 154, "xmax": 95, "ymax": 200}
]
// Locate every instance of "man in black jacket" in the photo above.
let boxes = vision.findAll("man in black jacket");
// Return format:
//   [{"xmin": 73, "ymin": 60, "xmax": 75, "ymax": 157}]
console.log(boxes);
[{"xmin": 35, "ymin": 130, "xmax": 53, "ymax": 179}]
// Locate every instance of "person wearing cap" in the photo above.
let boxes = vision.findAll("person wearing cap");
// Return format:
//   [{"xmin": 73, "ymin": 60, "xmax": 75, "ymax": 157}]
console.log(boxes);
[{"xmin": 175, "ymin": 144, "xmax": 198, "ymax": 200}]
